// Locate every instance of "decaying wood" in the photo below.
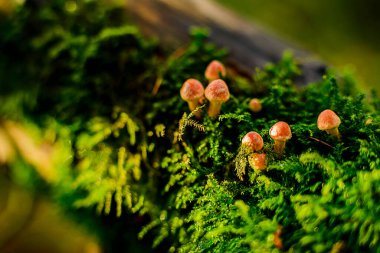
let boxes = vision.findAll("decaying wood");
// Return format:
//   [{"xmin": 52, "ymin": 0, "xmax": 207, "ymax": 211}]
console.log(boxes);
[{"xmin": 127, "ymin": 0, "xmax": 326, "ymax": 85}]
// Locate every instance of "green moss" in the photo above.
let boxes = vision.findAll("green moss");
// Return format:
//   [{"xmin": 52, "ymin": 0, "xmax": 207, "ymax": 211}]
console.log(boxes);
[{"xmin": 1, "ymin": 1, "xmax": 380, "ymax": 252}]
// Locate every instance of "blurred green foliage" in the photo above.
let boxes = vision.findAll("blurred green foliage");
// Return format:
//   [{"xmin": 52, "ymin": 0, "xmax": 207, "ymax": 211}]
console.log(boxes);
[{"xmin": 1, "ymin": 1, "xmax": 380, "ymax": 252}]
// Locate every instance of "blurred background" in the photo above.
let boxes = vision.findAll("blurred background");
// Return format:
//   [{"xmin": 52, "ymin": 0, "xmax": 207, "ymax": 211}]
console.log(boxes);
[
  {"xmin": 0, "ymin": 0, "xmax": 379, "ymax": 252},
  {"xmin": 216, "ymin": 0, "xmax": 380, "ymax": 92}
]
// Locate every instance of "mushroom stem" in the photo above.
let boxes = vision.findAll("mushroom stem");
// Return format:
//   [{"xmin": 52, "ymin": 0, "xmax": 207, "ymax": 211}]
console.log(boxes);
[
  {"xmin": 325, "ymin": 127, "xmax": 341, "ymax": 140},
  {"xmin": 187, "ymin": 100, "xmax": 202, "ymax": 118},
  {"xmin": 207, "ymin": 101, "xmax": 222, "ymax": 118},
  {"xmin": 273, "ymin": 140, "xmax": 286, "ymax": 157}
]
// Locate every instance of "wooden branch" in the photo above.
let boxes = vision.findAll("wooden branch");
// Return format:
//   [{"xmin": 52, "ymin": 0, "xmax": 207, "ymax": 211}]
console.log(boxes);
[{"xmin": 127, "ymin": 0, "xmax": 326, "ymax": 85}]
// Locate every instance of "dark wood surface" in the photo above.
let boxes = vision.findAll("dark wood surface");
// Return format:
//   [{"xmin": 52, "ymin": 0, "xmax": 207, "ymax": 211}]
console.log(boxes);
[{"xmin": 127, "ymin": 0, "xmax": 326, "ymax": 85}]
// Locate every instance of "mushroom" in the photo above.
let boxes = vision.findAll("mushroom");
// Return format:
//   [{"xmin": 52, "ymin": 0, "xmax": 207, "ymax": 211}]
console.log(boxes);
[
  {"xmin": 317, "ymin": 109, "xmax": 341, "ymax": 139},
  {"xmin": 241, "ymin": 131, "xmax": 264, "ymax": 153},
  {"xmin": 273, "ymin": 225, "xmax": 284, "ymax": 250},
  {"xmin": 204, "ymin": 79, "xmax": 230, "ymax": 118},
  {"xmin": 249, "ymin": 98, "xmax": 262, "ymax": 113},
  {"xmin": 180, "ymin": 78, "xmax": 204, "ymax": 118},
  {"xmin": 269, "ymin": 121, "xmax": 292, "ymax": 157},
  {"xmin": 205, "ymin": 60, "xmax": 226, "ymax": 82},
  {"xmin": 248, "ymin": 153, "xmax": 267, "ymax": 171}
]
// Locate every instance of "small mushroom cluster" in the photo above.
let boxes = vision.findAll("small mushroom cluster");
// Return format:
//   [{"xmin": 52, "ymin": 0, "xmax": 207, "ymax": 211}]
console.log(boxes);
[
  {"xmin": 180, "ymin": 60, "xmax": 343, "ymax": 178},
  {"xmin": 241, "ymin": 131, "xmax": 266, "ymax": 172},
  {"xmin": 180, "ymin": 60, "xmax": 230, "ymax": 119},
  {"xmin": 241, "ymin": 121, "xmax": 292, "ymax": 173},
  {"xmin": 241, "ymin": 109, "xmax": 342, "ymax": 175}
]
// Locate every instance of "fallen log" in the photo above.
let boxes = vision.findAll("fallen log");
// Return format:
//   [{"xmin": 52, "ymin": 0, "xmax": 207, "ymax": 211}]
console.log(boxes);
[{"xmin": 127, "ymin": 0, "xmax": 326, "ymax": 85}]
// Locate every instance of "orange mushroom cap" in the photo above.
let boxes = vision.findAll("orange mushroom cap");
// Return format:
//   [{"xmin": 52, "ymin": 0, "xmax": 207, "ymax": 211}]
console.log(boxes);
[
  {"xmin": 242, "ymin": 131, "xmax": 264, "ymax": 151},
  {"xmin": 249, "ymin": 98, "xmax": 262, "ymax": 113},
  {"xmin": 205, "ymin": 60, "xmax": 226, "ymax": 81},
  {"xmin": 248, "ymin": 153, "xmax": 267, "ymax": 171},
  {"xmin": 269, "ymin": 121, "xmax": 292, "ymax": 141},
  {"xmin": 180, "ymin": 79, "xmax": 204, "ymax": 102},
  {"xmin": 205, "ymin": 79, "xmax": 230, "ymax": 103},
  {"xmin": 317, "ymin": 109, "xmax": 341, "ymax": 130}
]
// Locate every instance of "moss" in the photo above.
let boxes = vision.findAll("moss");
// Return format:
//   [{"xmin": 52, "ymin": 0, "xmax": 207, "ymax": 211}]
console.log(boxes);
[{"xmin": 1, "ymin": 1, "xmax": 380, "ymax": 252}]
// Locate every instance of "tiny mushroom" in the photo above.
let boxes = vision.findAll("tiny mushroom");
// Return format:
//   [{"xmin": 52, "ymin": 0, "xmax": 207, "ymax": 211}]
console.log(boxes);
[
  {"xmin": 317, "ymin": 109, "xmax": 341, "ymax": 139},
  {"xmin": 273, "ymin": 225, "xmax": 284, "ymax": 250},
  {"xmin": 269, "ymin": 121, "xmax": 292, "ymax": 157},
  {"xmin": 249, "ymin": 98, "xmax": 262, "ymax": 113},
  {"xmin": 205, "ymin": 60, "xmax": 226, "ymax": 82},
  {"xmin": 205, "ymin": 79, "xmax": 230, "ymax": 118},
  {"xmin": 180, "ymin": 78, "xmax": 204, "ymax": 118},
  {"xmin": 248, "ymin": 153, "xmax": 267, "ymax": 171},
  {"xmin": 242, "ymin": 131, "xmax": 264, "ymax": 153}
]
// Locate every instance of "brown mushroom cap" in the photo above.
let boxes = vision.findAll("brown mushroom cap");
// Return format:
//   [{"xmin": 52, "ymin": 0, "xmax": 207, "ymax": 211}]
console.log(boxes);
[
  {"xmin": 249, "ymin": 98, "xmax": 262, "ymax": 113},
  {"xmin": 242, "ymin": 131, "xmax": 264, "ymax": 151},
  {"xmin": 205, "ymin": 79, "xmax": 230, "ymax": 103},
  {"xmin": 205, "ymin": 60, "xmax": 226, "ymax": 81},
  {"xmin": 180, "ymin": 79, "xmax": 204, "ymax": 102},
  {"xmin": 269, "ymin": 121, "xmax": 292, "ymax": 141},
  {"xmin": 317, "ymin": 109, "xmax": 341, "ymax": 130}
]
